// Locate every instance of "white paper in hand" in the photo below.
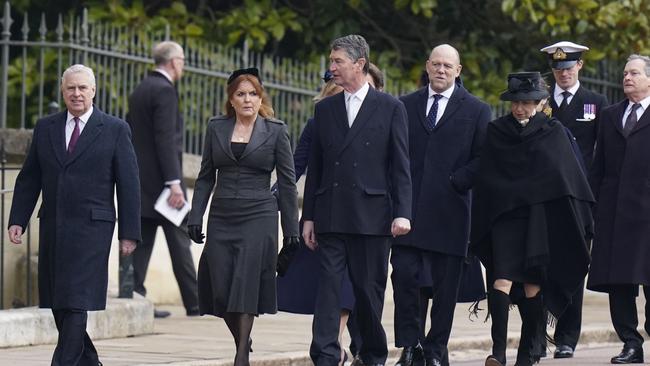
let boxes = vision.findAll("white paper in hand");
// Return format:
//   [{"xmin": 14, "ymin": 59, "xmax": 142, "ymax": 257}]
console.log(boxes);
[{"xmin": 154, "ymin": 187, "xmax": 190, "ymax": 227}]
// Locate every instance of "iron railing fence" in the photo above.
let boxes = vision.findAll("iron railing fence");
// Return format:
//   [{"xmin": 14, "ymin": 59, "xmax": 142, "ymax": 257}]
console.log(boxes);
[{"xmin": 0, "ymin": 2, "xmax": 326, "ymax": 156}]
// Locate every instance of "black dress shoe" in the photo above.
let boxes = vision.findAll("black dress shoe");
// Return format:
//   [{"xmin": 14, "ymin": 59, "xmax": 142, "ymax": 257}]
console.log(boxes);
[
  {"xmin": 395, "ymin": 344, "xmax": 424, "ymax": 366},
  {"xmin": 611, "ymin": 347, "xmax": 644, "ymax": 364},
  {"xmin": 484, "ymin": 355, "xmax": 505, "ymax": 366},
  {"xmin": 154, "ymin": 309, "xmax": 171, "ymax": 318},
  {"xmin": 554, "ymin": 344, "xmax": 574, "ymax": 359},
  {"xmin": 424, "ymin": 359, "xmax": 441, "ymax": 366}
]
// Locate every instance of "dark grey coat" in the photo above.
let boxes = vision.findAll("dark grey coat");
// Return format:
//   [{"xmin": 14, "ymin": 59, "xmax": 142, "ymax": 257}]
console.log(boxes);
[
  {"xmin": 9, "ymin": 108, "xmax": 141, "ymax": 310},
  {"xmin": 588, "ymin": 99, "xmax": 650, "ymax": 292}
]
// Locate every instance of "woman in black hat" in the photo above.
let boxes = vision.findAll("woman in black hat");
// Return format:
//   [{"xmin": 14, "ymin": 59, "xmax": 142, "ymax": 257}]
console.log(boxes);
[
  {"xmin": 187, "ymin": 68, "xmax": 299, "ymax": 366},
  {"xmin": 470, "ymin": 72, "xmax": 594, "ymax": 366}
]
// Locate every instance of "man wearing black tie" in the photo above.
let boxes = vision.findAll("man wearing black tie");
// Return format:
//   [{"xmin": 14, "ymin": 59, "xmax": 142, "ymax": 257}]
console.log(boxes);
[
  {"xmin": 588, "ymin": 54, "xmax": 650, "ymax": 365},
  {"xmin": 392, "ymin": 44, "xmax": 490, "ymax": 366},
  {"xmin": 303, "ymin": 34, "xmax": 412, "ymax": 366},
  {"xmin": 538, "ymin": 41, "xmax": 608, "ymax": 359}
]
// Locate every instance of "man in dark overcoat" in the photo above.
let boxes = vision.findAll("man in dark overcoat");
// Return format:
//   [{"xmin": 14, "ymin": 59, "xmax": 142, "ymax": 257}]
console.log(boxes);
[
  {"xmin": 302, "ymin": 34, "xmax": 412, "ymax": 366},
  {"xmin": 588, "ymin": 54, "xmax": 650, "ymax": 364},
  {"xmin": 539, "ymin": 41, "xmax": 608, "ymax": 359},
  {"xmin": 8, "ymin": 64, "xmax": 141, "ymax": 366},
  {"xmin": 127, "ymin": 41, "xmax": 199, "ymax": 318},
  {"xmin": 392, "ymin": 44, "xmax": 490, "ymax": 366}
]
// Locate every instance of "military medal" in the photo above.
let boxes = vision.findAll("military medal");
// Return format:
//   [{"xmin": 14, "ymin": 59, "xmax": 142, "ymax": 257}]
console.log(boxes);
[{"xmin": 583, "ymin": 104, "xmax": 596, "ymax": 121}]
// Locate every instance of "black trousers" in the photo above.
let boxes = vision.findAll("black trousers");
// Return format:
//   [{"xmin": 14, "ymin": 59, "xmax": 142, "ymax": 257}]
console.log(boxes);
[
  {"xmin": 609, "ymin": 284, "xmax": 650, "ymax": 349},
  {"xmin": 51, "ymin": 309, "xmax": 99, "ymax": 366},
  {"xmin": 553, "ymin": 278, "xmax": 585, "ymax": 348},
  {"xmin": 133, "ymin": 217, "xmax": 199, "ymax": 312},
  {"xmin": 391, "ymin": 245, "xmax": 462, "ymax": 361},
  {"xmin": 310, "ymin": 233, "xmax": 391, "ymax": 366}
]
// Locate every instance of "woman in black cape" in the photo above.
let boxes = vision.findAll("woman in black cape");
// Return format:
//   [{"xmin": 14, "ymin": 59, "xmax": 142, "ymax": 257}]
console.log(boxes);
[{"xmin": 470, "ymin": 72, "xmax": 594, "ymax": 366}]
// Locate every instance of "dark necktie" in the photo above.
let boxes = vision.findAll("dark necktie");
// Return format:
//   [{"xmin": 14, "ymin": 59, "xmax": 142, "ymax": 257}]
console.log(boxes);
[
  {"xmin": 558, "ymin": 90, "xmax": 571, "ymax": 111},
  {"xmin": 68, "ymin": 117, "xmax": 80, "ymax": 154},
  {"xmin": 426, "ymin": 94, "xmax": 443, "ymax": 130},
  {"xmin": 623, "ymin": 103, "xmax": 641, "ymax": 137}
]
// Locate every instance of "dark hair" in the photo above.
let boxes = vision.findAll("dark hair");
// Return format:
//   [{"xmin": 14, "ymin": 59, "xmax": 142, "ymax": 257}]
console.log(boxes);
[
  {"xmin": 331, "ymin": 34, "xmax": 370, "ymax": 74},
  {"xmin": 224, "ymin": 75, "xmax": 274, "ymax": 118}
]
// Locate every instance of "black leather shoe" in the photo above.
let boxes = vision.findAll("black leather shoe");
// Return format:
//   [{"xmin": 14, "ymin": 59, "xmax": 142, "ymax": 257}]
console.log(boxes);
[
  {"xmin": 554, "ymin": 344, "xmax": 574, "ymax": 359},
  {"xmin": 484, "ymin": 355, "xmax": 505, "ymax": 366},
  {"xmin": 611, "ymin": 347, "xmax": 644, "ymax": 364},
  {"xmin": 395, "ymin": 344, "xmax": 424, "ymax": 366},
  {"xmin": 154, "ymin": 309, "xmax": 171, "ymax": 318},
  {"xmin": 424, "ymin": 359, "xmax": 441, "ymax": 366},
  {"xmin": 186, "ymin": 308, "xmax": 200, "ymax": 316}
]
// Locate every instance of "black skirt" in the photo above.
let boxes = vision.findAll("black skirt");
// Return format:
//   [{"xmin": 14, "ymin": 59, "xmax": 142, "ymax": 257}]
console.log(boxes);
[
  {"xmin": 490, "ymin": 206, "xmax": 542, "ymax": 285},
  {"xmin": 198, "ymin": 197, "xmax": 279, "ymax": 317}
]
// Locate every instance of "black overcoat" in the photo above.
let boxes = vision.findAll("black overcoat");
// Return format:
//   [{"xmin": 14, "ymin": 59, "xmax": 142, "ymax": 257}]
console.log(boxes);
[
  {"xmin": 302, "ymin": 87, "xmax": 412, "ymax": 235},
  {"xmin": 9, "ymin": 108, "xmax": 141, "ymax": 310},
  {"xmin": 588, "ymin": 99, "xmax": 650, "ymax": 292},
  {"xmin": 127, "ymin": 71, "xmax": 184, "ymax": 218},
  {"xmin": 395, "ymin": 85, "xmax": 490, "ymax": 256}
]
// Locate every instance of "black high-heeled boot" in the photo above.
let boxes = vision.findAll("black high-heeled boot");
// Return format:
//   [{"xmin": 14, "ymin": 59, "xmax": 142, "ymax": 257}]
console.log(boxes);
[
  {"xmin": 515, "ymin": 293, "xmax": 543, "ymax": 366},
  {"xmin": 485, "ymin": 289, "xmax": 510, "ymax": 366}
]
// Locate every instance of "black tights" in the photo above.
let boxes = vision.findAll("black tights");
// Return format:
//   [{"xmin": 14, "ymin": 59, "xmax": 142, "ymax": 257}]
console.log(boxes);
[{"xmin": 224, "ymin": 312, "xmax": 254, "ymax": 366}]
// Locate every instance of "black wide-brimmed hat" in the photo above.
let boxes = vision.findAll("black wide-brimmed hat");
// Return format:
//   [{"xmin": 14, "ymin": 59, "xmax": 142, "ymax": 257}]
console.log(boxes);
[
  {"xmin": 500, "ymin": 72, "xmax": 549, "ymax": 101},
  {"xmin": 227, "ymin": 67, "xmax": 262, "ymax": 85}
]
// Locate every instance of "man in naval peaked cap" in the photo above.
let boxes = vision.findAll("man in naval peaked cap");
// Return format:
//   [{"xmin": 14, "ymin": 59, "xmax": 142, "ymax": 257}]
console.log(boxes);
[{"xmin": 538, "ymin": 40, "xmax": 608, "ymax": 360}]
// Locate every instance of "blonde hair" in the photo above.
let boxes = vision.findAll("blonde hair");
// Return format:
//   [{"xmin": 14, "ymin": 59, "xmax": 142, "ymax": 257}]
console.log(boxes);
[
  {"xmin": 314, "ymin": 80, "xmax": 343, "ymax": 103},
  {"xmin": 224, "ymin": 74, "xmax": 274, "ymax": 118}
]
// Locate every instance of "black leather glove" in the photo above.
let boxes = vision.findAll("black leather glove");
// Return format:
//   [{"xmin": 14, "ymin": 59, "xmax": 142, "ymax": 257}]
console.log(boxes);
[
  {"xmin": 276, "ymin": 236, "xmax": 300, "ymax": 277},
  {"xmin": 187, "ymin": 224, "xmax": 205, "ymax": 244}
]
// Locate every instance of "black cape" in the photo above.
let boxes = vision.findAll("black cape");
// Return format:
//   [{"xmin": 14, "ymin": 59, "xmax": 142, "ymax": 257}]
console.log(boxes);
[{"xmin": 470, "ymin": 113, "xmax": 595, "ymax": 318}]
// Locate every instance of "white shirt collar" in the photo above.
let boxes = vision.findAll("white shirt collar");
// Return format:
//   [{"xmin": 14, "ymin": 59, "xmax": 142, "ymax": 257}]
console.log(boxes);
[
  {"xmin": 428, "ymin": 83, "xmax": 455, "ymax": 99},
  {"xmin": 154, "ymin": 68, "xmax": 174, "ymax": 83},
  {"xmin": 628, "ymin": 95, "xmax": 650, "ymax": 112},
  {"xmin": 554, "ymin": 80, "xmax": 580, "ymax": 99},
  {"xmin": 344, "ymin": 82, "xmax": 370, "ymax": 102},
  {"xmin": 67, "ymin": 106, "xmax": 93, "ymax": 124}
]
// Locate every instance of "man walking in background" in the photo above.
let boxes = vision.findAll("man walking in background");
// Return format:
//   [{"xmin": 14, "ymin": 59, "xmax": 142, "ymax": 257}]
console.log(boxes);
[
  {"xmin": 127, "ymin": 41, "xmax": 199, "ymax": 318},
  {"xmin": 540, "ymin": 41, "xmax": 608, "ymax": 359}
]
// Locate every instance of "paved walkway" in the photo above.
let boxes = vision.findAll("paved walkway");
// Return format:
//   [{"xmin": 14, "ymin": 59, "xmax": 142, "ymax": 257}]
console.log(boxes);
[{"xmin": 0, "ymin": 290, "xmax": 636, "ymax": 365}]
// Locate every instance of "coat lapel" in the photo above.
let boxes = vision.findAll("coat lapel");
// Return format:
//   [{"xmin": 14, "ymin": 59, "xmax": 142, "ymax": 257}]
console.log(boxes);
[
  {"xmin": 240, "ymin": 115, "xmax": 272, "ymax": 160},
  {"xmin": 613, "ymin": 100, "xmax": 629, "ymax": 136},
  {"xmin": 434, "ymin": 85, "xmax": 465, "ymax": 130},
  {"xmin": 48, "ymin": 111, "xmax": 67, "ymax": 166},
  {"xmin": 416, "ymin": 87, "xmax": 430, "ymax": 133},
  {"xmin": 332, "ymin": 92, "xmax": 349, "ymax": 134},
  {"xmin": 65, "ymin": 108, "xmax": 104, "ymax": 166},
  {"xmin": 214, "ymin": 117, "xmax": 237, "ymax": 162},
  {"xmin": 338, "ymin": 87, "xmax": 378, "ymax": 155}
]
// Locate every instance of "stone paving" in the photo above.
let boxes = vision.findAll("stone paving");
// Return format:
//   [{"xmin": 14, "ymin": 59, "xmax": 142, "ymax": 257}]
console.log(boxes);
[{"xmin": 0, "ymin": 290, "xmax": 637, "ymax": 365}]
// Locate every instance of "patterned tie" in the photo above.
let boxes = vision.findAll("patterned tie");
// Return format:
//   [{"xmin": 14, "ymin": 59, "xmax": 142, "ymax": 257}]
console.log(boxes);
[
  {"xmin": 558, "ymin": 90, "xmax": 571, "ymax": 111},
  {"xmin": 426, "ymin": 94, "xmax": 443, "ymax": 130},
  {"xmin": 623, "ymin": 103, "xmax": 641, "ymax": 137},
  {"xmin": 68, "ymin": 117, "xmax": 80, "ymax": 154}
]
